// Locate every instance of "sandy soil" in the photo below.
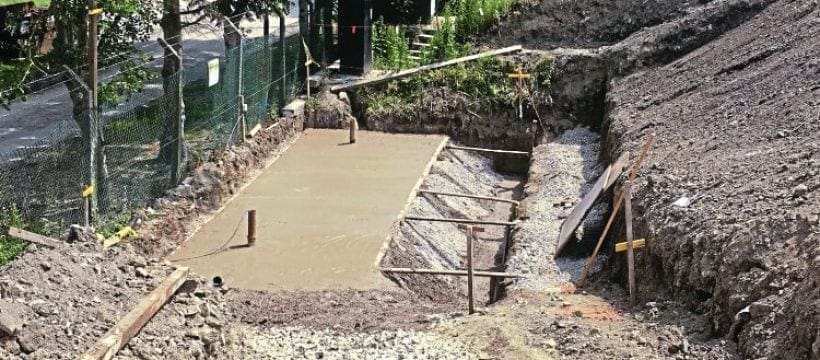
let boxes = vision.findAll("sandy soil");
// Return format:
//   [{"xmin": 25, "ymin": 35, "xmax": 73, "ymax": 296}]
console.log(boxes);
[{"xmin": 170, "ymin": 129, "xmax": 447, "ymax": 291}]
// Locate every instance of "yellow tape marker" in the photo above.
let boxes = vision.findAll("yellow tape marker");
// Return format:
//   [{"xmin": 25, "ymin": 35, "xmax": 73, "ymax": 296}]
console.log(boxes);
[
  {"xmin": 82, "ymin": 183, "xmax": 95, "ymax": 198},
  {"xmin": 615, "ymin": 239, "xmax": 646, "ymax": 253},
  {"xmin": 88, "ymin": 8, "xmax": 103, "ymax": 15}
]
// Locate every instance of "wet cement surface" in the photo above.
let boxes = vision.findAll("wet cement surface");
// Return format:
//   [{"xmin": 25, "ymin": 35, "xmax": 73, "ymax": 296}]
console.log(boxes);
[{"xmin": 170, "ymin": 129, "xmax": 447, "ymax": 291}]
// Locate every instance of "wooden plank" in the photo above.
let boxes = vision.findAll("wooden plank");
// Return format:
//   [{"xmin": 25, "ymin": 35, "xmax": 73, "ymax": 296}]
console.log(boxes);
[
  {"xmin": 615, "ymin": 239, "xmax": 645, "ymax": 253},
  {"xmin": 80, "ymin": 267, "xmax": 189, "ymax": 360},
  {"xmin": 372, "ymin": 137, "xmax": 450, "ymax": 268},
  {"xmin": 577, "ymin": 133, "xmax": 656, "ymax": 287},
  {"xmin": 378, "ymin": 267, "xmax": 525, "ymax": 278},
  {"xmin": 624, "ymin": 183, "xmax": 637, "ymax": 306},
  {"xmin": 404, "ymin": 216, "xmax": 516, "ymax": 227},
  {"xmin": 330, "ymin": 46, "xmax": 523, "ymax": 92},
  {"xmin": 419, "ymin": 189, "xmax": 519, "ymax": 205},
  {"xmin": 7, "ymin": 227, "xmax": 63, "ymax": 248},
  {"xmin": 554, "ymin": 152, "xmax": 630, "ymax": 257},
  {"xmin": 447, "ymin": 144, "xmax": 530, "ymax": 156}
]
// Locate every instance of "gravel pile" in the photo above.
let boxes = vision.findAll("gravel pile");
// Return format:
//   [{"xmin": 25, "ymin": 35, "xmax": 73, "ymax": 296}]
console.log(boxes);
[
  {"xmin": 231, "ymin": 326, "xmax": 477, "ymax": 360},
  {"xmin": 507, "ymin": 127, "xmax": 604, "ymax": 289},
  {"xmin": 0, "ymin": 235, "xmax": 174, "ymax": 359}
]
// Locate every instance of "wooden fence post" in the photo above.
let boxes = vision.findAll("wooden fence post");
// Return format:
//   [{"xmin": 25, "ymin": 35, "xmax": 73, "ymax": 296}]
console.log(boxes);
[{"xmin": 624, "ymin": 183, "xmax": 636, "ymax": 306}]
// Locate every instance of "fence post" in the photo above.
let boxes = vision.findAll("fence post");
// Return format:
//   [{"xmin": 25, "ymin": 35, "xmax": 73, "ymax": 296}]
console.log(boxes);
[
  {"xmin": 63, "ymin": 66, "xmax": 95, "ymax": 223},
  {"xmin": 279, "ymin": 9, "xmax": 287, "ymax": 109},
  {"xmin": 298, "ymin": 0, "xmax": 309, "ymax": 84},
  {"xmin": 158, "ymin": 37, "xmax": 185, "ymax": 185},
  {"xmin": 226, "ymin": 19, "xmax": 247, "ymax": 142}
]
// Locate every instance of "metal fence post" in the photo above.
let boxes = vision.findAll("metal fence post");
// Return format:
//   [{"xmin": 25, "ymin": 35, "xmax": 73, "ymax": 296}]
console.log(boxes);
[
  {"xmin": 279, "ymin": 10, "xmax": 287, "ymax": 109},
  {"xmin": 158, "ymin": 37, "xmax": 186, "ymax": 185},
  {"xmin": 226, "ymin": 19, "xmax": 247, "ymax": 142}
]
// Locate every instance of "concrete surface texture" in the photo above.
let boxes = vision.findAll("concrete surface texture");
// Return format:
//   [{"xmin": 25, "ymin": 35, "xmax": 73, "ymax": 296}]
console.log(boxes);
[{"xmin": 170, "ymin": 129, "xmax": 447, "ymax": 291}]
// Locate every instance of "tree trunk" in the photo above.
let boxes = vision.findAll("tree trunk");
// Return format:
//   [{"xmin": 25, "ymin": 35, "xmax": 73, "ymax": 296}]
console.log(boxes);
[{"xmin": 159, "ymin": 0, "xmax": 186, "ymax": 185}]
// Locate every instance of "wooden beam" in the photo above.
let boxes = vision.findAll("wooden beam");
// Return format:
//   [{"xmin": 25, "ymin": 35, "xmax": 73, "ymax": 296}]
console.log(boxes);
[
  {"xmin": 373, "ymin": 137, "xmax": 450, "ymax": 268},
  {"xmin": 404, "ymin": 216, "xmax": 516, "ymax": 227},
  {"xmin": 80, "ymin": 267, "xmax": 189, "ymax": 360},
  {"xmin": 577, "ymin": 133, "xmax": 656, "ymax": 287},
  {"xmin": 378, "ymin": 267, "xmax": 525, "ymax": 278},
  {"xmin": 419, "ymin": 189, "xmax": 519, "ymax": 205},
  {"xmin": 554, "ymin": 152, "xmax": 630, "ymax": 257},
  {"xmin": 447, "ymin": 144, "xmax": 530, "ymax": 156},
  {"xmin": 330, "ymin": 45, "xmax": 523, "ymax": 92},
  {"xmin": 7, "ymin": 227, "xmax": 64, "ymax": 248}
]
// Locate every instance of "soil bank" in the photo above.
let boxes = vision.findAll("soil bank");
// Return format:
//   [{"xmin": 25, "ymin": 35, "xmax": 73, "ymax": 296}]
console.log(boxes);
[{"xmin": 170, "ymin": 129, "xmax": 447, "ymax": 291}]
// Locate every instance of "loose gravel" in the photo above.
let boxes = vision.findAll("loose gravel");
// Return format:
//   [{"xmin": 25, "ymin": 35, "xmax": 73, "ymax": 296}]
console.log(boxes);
[
  {"xmin": 230, "ymin": 326, "xmax": 477, "ymax": 360},
  {"xmin": 507, "ymin": 127, "xmax": 605, "ymax": 289}
]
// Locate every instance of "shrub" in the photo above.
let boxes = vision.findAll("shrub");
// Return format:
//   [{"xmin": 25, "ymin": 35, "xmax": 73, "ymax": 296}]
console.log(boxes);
[{"xmin": 372, "ymin": 18, "xmax": 413, "ymax": 71}]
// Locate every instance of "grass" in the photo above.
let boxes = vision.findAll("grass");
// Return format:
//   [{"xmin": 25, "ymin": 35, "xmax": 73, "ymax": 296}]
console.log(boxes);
[
  {"xmin": 362, "ymin": 54, "xmax": 555, "ymax": 118},
  {"xmin": 0, "ymin": 204, "xmax": 65, "ymax": 266}
]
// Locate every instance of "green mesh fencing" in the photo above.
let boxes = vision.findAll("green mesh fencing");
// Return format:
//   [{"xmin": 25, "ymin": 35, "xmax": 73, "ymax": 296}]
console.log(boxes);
[
  {"xmin": 0, "ymin": 118, "xmax": 86, "ymax": 226},
  {"xmin": 0, "ymin": 23, "xmax": 325, "ymax": 231}
]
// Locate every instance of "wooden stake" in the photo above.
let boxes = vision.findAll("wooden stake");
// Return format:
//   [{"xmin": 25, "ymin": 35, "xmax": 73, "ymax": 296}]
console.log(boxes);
[
  {"xmin": 447, "ymin": 144, "xmax": 530, "ymax": 156},
  {"xmin": 80, "ymin": 267, "xmax": 189, "ymax": 360},
  {"xmin": 624, "ymin": 183, "xmax": 636, "ymax": 306},
  {"xmin": 349, "ymin": 117, "xmax": 358, "ymax": 144},
  {"xmin": 577, "ymin": 133, "xmax": 656, "ymax": 287},
  {"xmin": 419, "ymin": 189, "xmax": 519, "ymax": 205},
  {"xmin": 404, "ymin": 216, "xmax": 516, "ymax": 227},
  {"xmin": 247, "ymin": 210, "xmax": 257, "ymax": 246},
  {"xmin": 459, "ymin": 225, "xmax": 484, "ymax": 315},
  {"xmin": 466, "ymin": 227, "xmax": 475, "ymax": 314},
  {"xmin": 507, "ymin": 65, "xmax": 532, "ymax": 119},
  {"xmin": 378, "ymin": 267, "xmax": 524, "ymax": 278}
]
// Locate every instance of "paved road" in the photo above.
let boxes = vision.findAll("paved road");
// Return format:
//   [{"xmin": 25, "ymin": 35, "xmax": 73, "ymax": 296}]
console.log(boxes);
[
  {"xmin": 0, "ymin": 15, "xmax": 299, "ymax": 157},
  {"xmin": 170, "ymin": 129, "xmax": 448, "ymax": 291}
]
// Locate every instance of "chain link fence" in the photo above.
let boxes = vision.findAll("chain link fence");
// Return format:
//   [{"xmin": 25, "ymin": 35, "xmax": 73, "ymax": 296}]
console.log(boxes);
[{"xmin": 0, "ymin": 21, "xmax": 316, "ymax": 231}]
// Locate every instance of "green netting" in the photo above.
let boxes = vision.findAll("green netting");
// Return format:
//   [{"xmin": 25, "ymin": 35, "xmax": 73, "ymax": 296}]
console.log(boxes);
[
  {"xmin": 0, "ymin": 118, "xmax": 86, "ymax": 226},
  {"xmin": 98, "ymin": 72, "xmax": 181, "ymax": 221},
  {"xmin": 0, "ymin": 23, "xmax": 327, "ymax": 231}
]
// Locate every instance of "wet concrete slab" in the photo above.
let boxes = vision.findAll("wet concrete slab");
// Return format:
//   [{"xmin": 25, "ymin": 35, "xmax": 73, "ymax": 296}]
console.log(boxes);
[{"xmin": 169, "ymin": 129, "xmax": 447, "ymax": 291}]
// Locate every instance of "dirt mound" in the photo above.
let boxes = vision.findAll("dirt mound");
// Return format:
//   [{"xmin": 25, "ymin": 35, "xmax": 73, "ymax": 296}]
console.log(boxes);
[
  {"xmin": 479, "ymin": 0, "xmax": 704, "ymax": 49},
  {"xmin": 604, "ymin": 0, "xmax": 819, "ymax": 358},
  {"xmin": 0, "ymin": 240, "xmax": 175, "ymax": 358}
]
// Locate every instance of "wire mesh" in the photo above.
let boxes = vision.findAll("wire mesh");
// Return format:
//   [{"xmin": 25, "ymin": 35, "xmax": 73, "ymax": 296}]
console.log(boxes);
[
  {"xmin": 0, "ymin": 22, "xmax": 313, "ymax": 230},
  {"xmin": 0, "ymin": 118, "xmax": 86, "ymax": 226}
]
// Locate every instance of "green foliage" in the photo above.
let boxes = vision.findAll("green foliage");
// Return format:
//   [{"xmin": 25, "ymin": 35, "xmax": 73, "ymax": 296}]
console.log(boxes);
[
  {"xmin": 364, "ymin": 57, "xmax": 520, "ymax": 117},
  {"xmin": 452, "ymin": 0, "xmax": 515, "ymax": 42},
  {"xmin": 0, "ymin": 205, "xmax": 25, "ymax": 266},
  {"xmin": 99, "ymin": 56, "xmax": 155, "ymax": 108},
  {"xmin": 532, "ymin": 54, "xmax": 555, "ymax": 90},
  {"xmin": 421, "ymin": 11, "xmax": 470, "ymax": 63},
  {"xmin": 97, "ymin": 210, "xmax": 132, "ymax": 239},
  {"xmin": 363, "ymin": 55, "xmax": 555, "ymax": 119},
  {"xmin": 372, "ymin": 18, "xmax": 412, "ymax": 71}
]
